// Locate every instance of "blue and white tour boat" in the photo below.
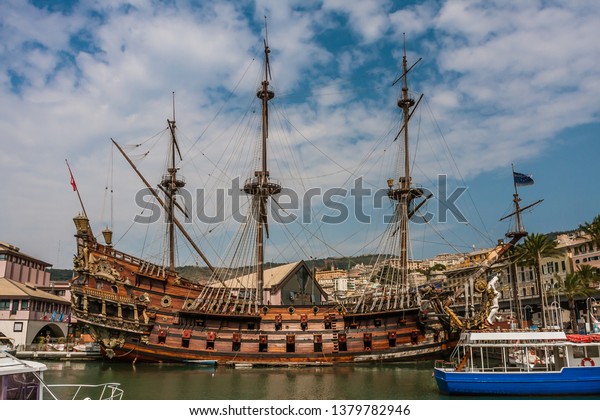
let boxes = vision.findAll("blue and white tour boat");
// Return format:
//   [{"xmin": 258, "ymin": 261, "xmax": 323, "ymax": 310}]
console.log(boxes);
[{"xmin": 434, "ymin": 330, "xmax": 600, "ymax": 396}]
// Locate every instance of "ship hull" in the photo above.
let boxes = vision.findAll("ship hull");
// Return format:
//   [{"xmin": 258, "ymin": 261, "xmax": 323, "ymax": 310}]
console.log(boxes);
[
  {"xmin": 70, "ymin": 240, "xmax": 456, "ymax": 365},
  {"xmin": 87, "ymin": 309, "xmax": 455, "ymax": 365}
]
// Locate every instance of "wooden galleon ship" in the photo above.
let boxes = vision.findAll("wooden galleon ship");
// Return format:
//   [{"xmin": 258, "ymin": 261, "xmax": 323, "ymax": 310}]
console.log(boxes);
[{"xmin": 69, "ymin": 35, "xmax": 510, "ymax": 365}]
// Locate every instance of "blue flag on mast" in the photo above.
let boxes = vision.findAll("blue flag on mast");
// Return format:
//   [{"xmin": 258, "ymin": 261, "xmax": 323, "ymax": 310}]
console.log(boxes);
[{"xmin": 513, "ymin": 171, "xmax": 534, "ymax": 186}]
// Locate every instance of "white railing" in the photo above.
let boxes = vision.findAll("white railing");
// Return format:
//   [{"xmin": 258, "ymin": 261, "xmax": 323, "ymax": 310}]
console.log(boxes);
[{"xmin": 43, "ymin": 381, "xmax": 124, "ymax": 400}]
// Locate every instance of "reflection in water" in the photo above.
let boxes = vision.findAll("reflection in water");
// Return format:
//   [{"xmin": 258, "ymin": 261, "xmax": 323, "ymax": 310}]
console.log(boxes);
[{"xmin": 43, "ymin": 361, "xmax": 443, "ymax": 400}]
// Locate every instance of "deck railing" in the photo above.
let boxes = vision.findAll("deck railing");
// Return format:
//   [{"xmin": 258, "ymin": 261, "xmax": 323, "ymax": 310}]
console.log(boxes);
[{"xmin": 43, "ymin": 382, "xmax": 124, "ymax": 400}]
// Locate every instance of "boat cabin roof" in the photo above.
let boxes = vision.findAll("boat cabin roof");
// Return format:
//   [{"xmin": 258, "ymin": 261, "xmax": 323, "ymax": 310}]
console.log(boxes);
[
  {"xmin": 463, "ymin": 331, "xmax": 567, "ymax": 343},
  {"xmin": 0, "ymin": 352, "xmax": 47, "ymax": 376}
]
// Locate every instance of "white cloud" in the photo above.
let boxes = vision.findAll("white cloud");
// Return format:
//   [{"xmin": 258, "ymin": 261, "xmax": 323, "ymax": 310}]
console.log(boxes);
[
  {"xmin": 1, "ymin": 1, "xmax": 600, "ymax": 266},
  {"xmin": 321, "ymin": 0, "xmax": 391, "ymax": 43}
]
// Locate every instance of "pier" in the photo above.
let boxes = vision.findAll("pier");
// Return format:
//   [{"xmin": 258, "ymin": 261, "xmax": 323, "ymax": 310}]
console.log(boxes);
[{"xmin": 16, "ymin": 350, "xmax": 101, "ymax": 361}]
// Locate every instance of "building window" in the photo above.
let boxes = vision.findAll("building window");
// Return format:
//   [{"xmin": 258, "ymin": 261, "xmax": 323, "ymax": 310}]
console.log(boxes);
[
  {"xmin": 21, "ymin": 300, "xmax": 29, "ymax": 310},
  {"xmin": 13, "ymin": 322, "xmax": 23, "ymax": 332},
  {"xmin": 0, "ymin": 300, "xmax": 10, "ymax": 310},
  {"xmin": 561, "ymin": 261, "xmax": 566, "ymax": 272}
]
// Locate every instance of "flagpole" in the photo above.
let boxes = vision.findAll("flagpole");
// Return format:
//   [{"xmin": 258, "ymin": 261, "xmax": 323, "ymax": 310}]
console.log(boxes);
[
  {"xmin": 511, "ymin": 163, "xmax": 524, "ymax": 235},
  {"xmin": 65, "ymin": 159, "xmax": 89, "ymax": 219},
  {"xmin": 511, "ymin": 162, "xmax": 519, "ymax": 196}
]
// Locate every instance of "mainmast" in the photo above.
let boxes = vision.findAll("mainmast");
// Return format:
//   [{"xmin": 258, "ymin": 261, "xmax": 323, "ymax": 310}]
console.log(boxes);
[
  {"xmin": 161, "ymin": 93, "xmax": 185, "ymax": 272},
  {"xmin": 387, "ymin": 36, "xmax": 424, "ymax": 299},
  {"xmin": 243, "ymin": 25, "xmax": 281, "ymax": 305}
]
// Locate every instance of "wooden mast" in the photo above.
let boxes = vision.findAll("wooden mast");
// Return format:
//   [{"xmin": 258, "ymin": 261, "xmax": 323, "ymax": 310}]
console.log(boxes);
[
  {"xmin": 243, "ymin": 21, "xmax": 281, "ymax": 305},
  {"xmin": 164, "ymin": 93, "xmax": 182, "ymax": 272},
  {"xmin": 111, "ymin": 138, "xmax": 215, "ymax": 272},
  {"xmin": 387, "ymin": 35, "xmax": 423, "ymax": 306}
]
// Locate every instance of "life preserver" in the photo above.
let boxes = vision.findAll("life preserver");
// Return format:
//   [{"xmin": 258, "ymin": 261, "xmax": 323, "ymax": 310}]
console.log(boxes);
[
  {"xmin": 581, "ymin": 357, "xmax": 595, "ymax": 366},
  {"xmin": 365, "ymin": 346, "xmax": 371, "ymax": 351}
]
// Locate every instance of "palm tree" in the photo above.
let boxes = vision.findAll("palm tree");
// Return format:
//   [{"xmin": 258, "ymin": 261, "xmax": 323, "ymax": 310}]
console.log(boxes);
[
  {"xmin": 580, "ymin": 214, "xmax": 600, "ymax": 250},
  {"xmin": 558, "ymin": 271, "xmax": 596, "ymax": 332},
  {"xmin": 578, "ymin": 264, "xmax": 600, "ymax": 284},
  {"xmin": 514, "ymin": 233, "xmax": 562, "ymax": 328}
]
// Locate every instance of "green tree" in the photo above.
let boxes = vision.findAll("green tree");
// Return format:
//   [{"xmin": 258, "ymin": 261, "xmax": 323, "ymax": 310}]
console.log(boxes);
[
  {"xmin": 514, "ymin": 233, "xmax": 562, "ymax": 328},
  {"xmin": 558, "ymin": 271, "xmax": 596, "ymax": 332},
  {"xmin": 580, "ymin": 214, "xmax": 600, "ymax": 250},
  {"xmin": 577, "ymin": 264, "xmax": 600, "ymax": 283},
  {"xmin": 417, "ymin": 263, "xmax": 446, "ymax": 283}
]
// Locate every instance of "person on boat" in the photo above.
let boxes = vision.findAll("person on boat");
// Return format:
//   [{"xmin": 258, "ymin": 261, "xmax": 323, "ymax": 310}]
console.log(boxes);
[{"xmin": 527, "ymin": 348, "xmax": 541, "ymax": 365}]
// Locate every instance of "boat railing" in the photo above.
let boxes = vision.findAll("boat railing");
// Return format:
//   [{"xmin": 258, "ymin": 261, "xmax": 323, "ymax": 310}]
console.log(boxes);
[
  {"xmin": 42, "ymin": 381, "xmax": 124, "ymax": 400},
  {"xmin": 71, "ymin": 284, "xmax": 139, "ymax": 305},
  {"xmin": 434, "ymin": 360, "xmax": 456, "ymax": 370}
]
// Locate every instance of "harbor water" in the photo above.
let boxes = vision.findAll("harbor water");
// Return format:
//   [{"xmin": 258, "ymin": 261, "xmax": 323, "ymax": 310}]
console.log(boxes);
[{"xmin": 42, "ymin": 360, "xmax": 446, "ymax": 400}]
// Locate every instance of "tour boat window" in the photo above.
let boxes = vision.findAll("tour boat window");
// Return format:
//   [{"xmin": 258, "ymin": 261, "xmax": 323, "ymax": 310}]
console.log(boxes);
[
  {"xmin": 573, "ymin": 346, "xmax": 585, "ymax": 358},
  {"xmin": 587, "ymin": 346, "xmax": 599, "ymax": 358}
]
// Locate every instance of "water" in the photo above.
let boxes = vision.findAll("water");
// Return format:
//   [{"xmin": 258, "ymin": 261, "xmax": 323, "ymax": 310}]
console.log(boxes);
[{"xmin": 42, "ymin": 360, "xmax": 447, "ymax": 400}]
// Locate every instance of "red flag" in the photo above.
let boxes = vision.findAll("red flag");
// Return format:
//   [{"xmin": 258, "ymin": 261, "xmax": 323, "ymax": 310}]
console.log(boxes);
[{"xmin": 66, "ymin": 159, "xmax": 77, "ymax": 191}]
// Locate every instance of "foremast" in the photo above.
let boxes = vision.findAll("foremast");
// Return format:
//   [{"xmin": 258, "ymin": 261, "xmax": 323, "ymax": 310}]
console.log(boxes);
[
  {"xmin": 430, "ymin": 166, "xmax": 541, "ymax": 331},
  {"xmin": 242, "ymin": 31, "xmax": 281, "ymax": 305}
]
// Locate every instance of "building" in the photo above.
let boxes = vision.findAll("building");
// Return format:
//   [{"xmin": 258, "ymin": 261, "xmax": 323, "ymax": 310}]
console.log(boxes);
[
  {"xmin": 0, "ymin": 278, "xmax": 70, "ymax": 349},
  {"xmin": 218, "ymin": 261, "xmax": 328, "ymax": 305},
  {"xmin": 315, "ymin": 265, "xmax": 350, "ymax": 301},
  {"xmin": 0, "ymin": 242, "xmax": 70, "ymax": 348}
]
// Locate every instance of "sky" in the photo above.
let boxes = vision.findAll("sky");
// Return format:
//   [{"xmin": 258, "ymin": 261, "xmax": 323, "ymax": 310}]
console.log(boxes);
[{"xmin": 1, "ymin": 0, "xmax": 600, "ymax": 270}]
